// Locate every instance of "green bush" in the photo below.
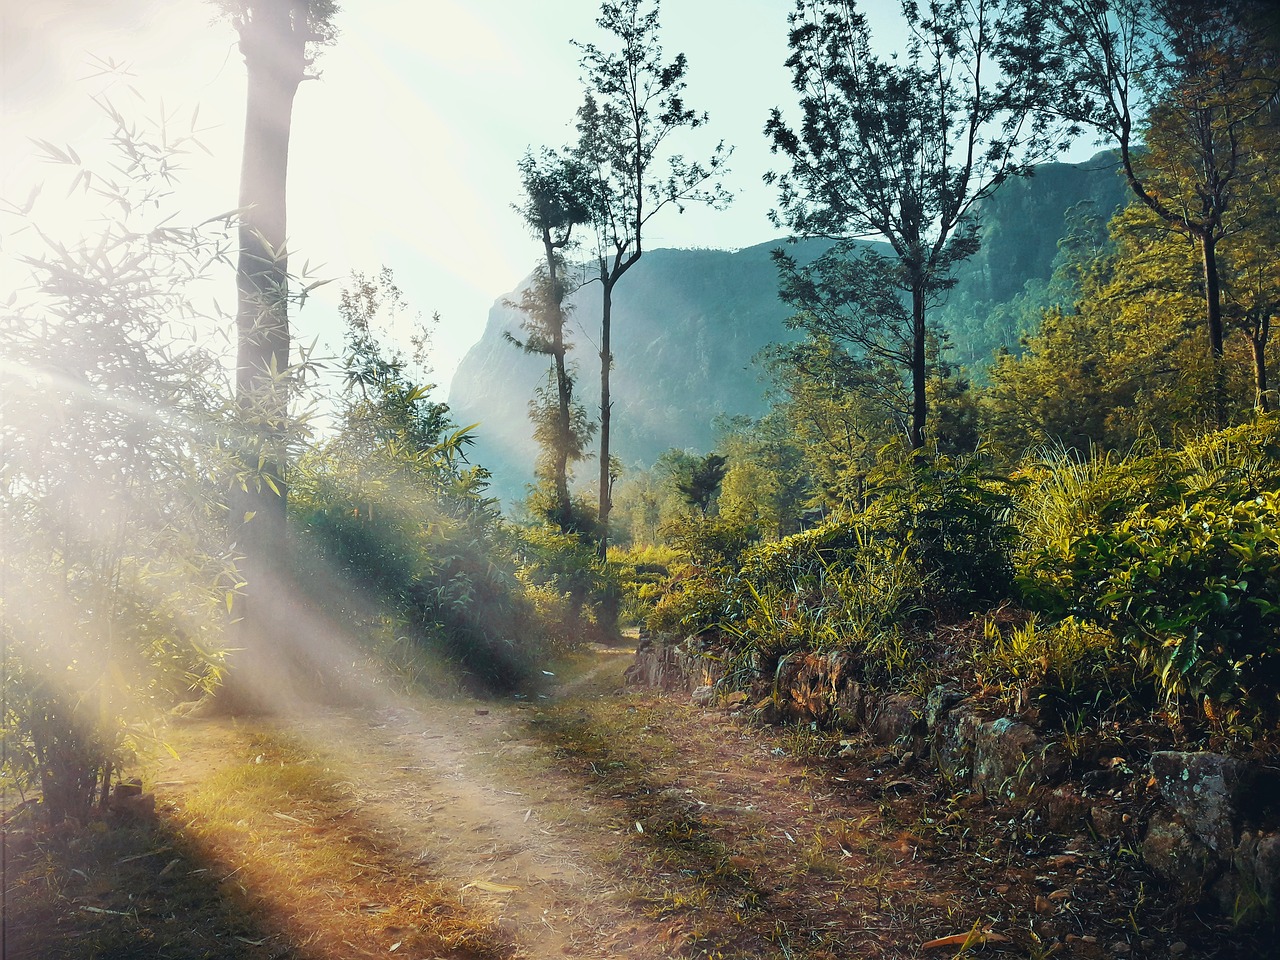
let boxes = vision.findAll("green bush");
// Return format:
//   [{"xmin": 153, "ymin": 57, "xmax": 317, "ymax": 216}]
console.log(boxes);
[
  {"xmin": 1063, "ymin": 492, "xmax": 1280, "ymax": 715},
  {"xmin": 1016, "ymin": 418, "xmax": 1280, "ymax": 723}
]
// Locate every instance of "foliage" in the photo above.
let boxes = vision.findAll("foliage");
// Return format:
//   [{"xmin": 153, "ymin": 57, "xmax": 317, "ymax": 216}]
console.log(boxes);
[
  {"xmin": 974, "ymin": 615, "xmax": 1136, "ymax": 726},
  {"xmin": 573, "ymin": 0, "xmax": 732, "ymax": 552},
  {"xmin": 1015, "ymin": 418, "xmax": 1280, "ymax": 722},
  {"xmin": 508, "ymin": 148, "xmax": 597, "ymax": 532},
  {"xmin": 607, "ymin": 544, "xmax": 685, "ymax": 625},
  {"xmin": 766, "ymin": 0, "xmax": 1066, "ymax": 448},
  {"xmin": 858, "ymin": 451, "xmax": 1017, "ymax": 617},
  {"xmin": 673, "ymin": 452, "xmax": 729, "ymax": 516},
  {"xmin": 291, "ymin": 272, "xmax": 553, "ymax": 691},
  {"xmin": 1, "ymin": 102, "xmax": 233, "ymax": 822},
  {"xmin": 980, "ymin": 194, "xmax": 1271, "ymax": 459}
]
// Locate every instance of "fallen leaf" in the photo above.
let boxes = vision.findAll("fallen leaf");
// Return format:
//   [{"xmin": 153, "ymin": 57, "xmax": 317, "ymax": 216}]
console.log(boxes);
[
  {"xmin": 635, "ymin": 821, "xmax": 644, "ymax": 834},
  {"xmin": 157, "ymin": 858, "xmax": 181, "ymax": 878},
  {"xmin": 271, "ymin": 811, "xmax": 305, "ymax": 825},
  {"xmin": 922, "ymin": 930, "xmax": 1009, "ymax": 950}
]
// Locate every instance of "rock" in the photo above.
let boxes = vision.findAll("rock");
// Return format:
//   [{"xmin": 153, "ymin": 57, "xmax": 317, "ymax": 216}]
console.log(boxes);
[
  {"xmin": 1142, "ymin": 810, "xmax": 1214, "ymax": 894},
  {"xmin": 1039, "ymin": 785, "xmax": 1088, "ymax": 833},
  {"xmin": 925, "ymin": 683, "xmax": 966, "ymax": 732},
  {"xmin": 972, "ymin": 717, "xmax": 1056, "ymax": 799},
  {"xmin": 867, "ymin": 694, "xmax": 924, "ymax": 748},
  {"xmin": 1149, "ymin": 751, "xmax": 1247, "ymax": 854},
  {"xmin": 833, "ymin": 680, "xmax": 867, "ymax": 730},
  {"xmin": 934, "ymin": 702, "xmax": 983, "ymax": 785},
  {"xmin": 1232, "ymin": 830, "xmax": 1280, "ymax": 912},
  {"xmin": 787, "ymin": 654, "xmax": 833, "ymax": 720},
  {"xmin": 113, "ymin": 778, "xmax": 143, "ymax": 799},
  {"xmin": 1255, "ymin": 832, "xmax": 1280, "ymax": 902},
  {"xmin": 1091, "ymin": 803, "xmax": 1125, "ymax": 839}
]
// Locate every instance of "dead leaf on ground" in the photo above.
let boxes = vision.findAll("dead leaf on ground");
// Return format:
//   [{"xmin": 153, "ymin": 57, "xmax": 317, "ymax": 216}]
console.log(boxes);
[{"xmin": 922, "ymin": 930, "xmax": 1009, "ymax": 950}]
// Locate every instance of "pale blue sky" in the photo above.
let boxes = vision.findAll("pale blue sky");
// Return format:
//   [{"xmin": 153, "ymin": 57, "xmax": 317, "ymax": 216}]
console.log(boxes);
[{"xmin": 1, "ymin": 1, "xmax": 1094, "ymax": 391}]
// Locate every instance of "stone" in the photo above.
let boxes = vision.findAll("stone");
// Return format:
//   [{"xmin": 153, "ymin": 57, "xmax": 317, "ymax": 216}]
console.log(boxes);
[
  {"xmin": 1039, "ymin": 785, "xmax": 1088, "ymax": 833},
  {"xmin": 787, "ymin": 653, "xmax": 833, "ymax": 720},
  {"xmin": 1255, "ymin": 832, "xmax": 1280, "ymax": 901},
  {"xmin": 1091, "ymin": 803, "xmax": 1125, "ymax": 839},
  {"xmin": 925, "ymin": 683, "xmax": 966, "ymax": 732},
  {"xmin": 1141, "ymin": 810, "xmax": 1214, "ymax": 895},
  {"xmin": 972, "ymin": 717, "xmax": 1060, "ymax": 799},
  {"xmin": 867, "ymin": 694, "xmax": 924, "ymax": 748},
  {"xmin": 833, "ymin": 680, "xmax": 867, "ymax": 730},
  {"xmin": 934, "ymin": 702, "xmax": 983, "ymax": 785},
  {"xmin": 1149, "ymin": 751, "xmax": 1247, "ymax": 855}
]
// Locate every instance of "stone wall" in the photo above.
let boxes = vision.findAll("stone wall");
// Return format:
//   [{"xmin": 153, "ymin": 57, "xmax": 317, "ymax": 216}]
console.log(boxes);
[{"xmin": 626, "ymin": 634, "xmax": 1280, "ymax": 920}]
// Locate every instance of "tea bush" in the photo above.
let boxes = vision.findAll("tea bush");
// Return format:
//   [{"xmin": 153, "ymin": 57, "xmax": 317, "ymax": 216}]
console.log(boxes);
[{"xmin": 1016, "ymin": 417, "xmax": 1280, "ymax": 723}]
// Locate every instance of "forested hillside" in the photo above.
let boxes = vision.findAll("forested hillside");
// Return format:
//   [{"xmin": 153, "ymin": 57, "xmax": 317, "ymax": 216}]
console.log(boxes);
[
  {"xmin": 450, "ymin": 154, "xmax": 1130, "ymax": 504},
  {"xmin": 449, "ymin": 238, "xmax": 828, "ymax": 502}
]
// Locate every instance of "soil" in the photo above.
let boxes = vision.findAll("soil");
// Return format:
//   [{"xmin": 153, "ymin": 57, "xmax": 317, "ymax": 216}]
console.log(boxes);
[{"xmin": 3, "ymin": 643, "xmax": 1270, "ymax": 959}]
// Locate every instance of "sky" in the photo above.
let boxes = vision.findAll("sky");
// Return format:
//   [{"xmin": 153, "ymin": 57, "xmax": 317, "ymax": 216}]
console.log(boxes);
[{"xmin": 0, "ymin": 0, "xmax": 1087, "ymax": 394}]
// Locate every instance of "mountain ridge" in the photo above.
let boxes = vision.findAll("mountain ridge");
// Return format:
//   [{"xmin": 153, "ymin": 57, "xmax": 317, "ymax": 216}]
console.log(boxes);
[{"xmin": 448, "ymin": 155, "xmax": 1129, "ymax": 506}]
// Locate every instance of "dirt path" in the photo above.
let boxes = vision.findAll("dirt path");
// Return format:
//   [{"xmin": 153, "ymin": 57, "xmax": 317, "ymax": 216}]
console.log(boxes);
[
  {"xmin": 16, "ymin": 644, "xmax": 1244, "ymax": 959},
  {"xmin": 271, "ymin": 648, "xmax": 666, "ymax": 959}
]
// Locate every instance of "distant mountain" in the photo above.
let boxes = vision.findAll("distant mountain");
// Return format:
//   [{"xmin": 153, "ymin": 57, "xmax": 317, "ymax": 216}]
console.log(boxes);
[
  {"xmin": 448, "ymin": 154, "xmax": 1128, "ymax": 506},
  {"xmin": 448, "ymin": 237, "xmax": 832, "ymax": 505}
]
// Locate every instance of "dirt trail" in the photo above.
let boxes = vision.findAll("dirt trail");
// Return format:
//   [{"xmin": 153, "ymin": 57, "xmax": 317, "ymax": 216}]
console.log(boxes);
[
  {"xmin": 283, "ymin": 648, "xmax": 660, "ymax": 959},
  {"xmin": 153, "ymin": 645, "xmax": 669, "ymax": 959},
  {"xmin": 141, "ymin": 644, "xmax": 1213, "ymax": 960}
]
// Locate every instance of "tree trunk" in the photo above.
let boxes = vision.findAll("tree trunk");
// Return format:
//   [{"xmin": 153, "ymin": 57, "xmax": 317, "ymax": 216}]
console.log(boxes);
[
  {"xmin": 909, "ymin": 285, "xmax": 927, "ymax": 450},
  {"xmin": 225, "ymin": 0, "xmax": 306, "ymax": 712},
  {"xmin": 1251, "ymin": 318, "xmax": 1271, "ymax": 413},
  {"xmin": 597, "ymin": 265, "xmax": 614, "ymax": 560},
  {"xmin": 544, "ymin": 231, "xmax": 574, "ymax": 532},
  {"xmin": 1200, "ymin": 232, "xmax": 1227, "ymax": 425}
]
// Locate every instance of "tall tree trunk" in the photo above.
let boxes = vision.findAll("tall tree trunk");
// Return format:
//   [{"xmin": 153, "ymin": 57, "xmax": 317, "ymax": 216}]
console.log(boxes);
[
  {"xmin": 909, "ymin": 285, "xmax": 927, "ymax": 450},
  {"xmin": 597, "ymin": 266, "xmax": 614, "ymax": 560},
  {"xmin": 1251, "ymin": 315, "xmax": 1271, "ymax": 413},
  {"xmin": 1200, "ymin": 232, "xmax": 1227, "ymax": 425},
  {"xmin": 225, "ymin": 0, "xmax": 307, "ymax": 712},
  {"xmin": 544, "ymin": 233, "xmax": 574, "ymax": 532}
]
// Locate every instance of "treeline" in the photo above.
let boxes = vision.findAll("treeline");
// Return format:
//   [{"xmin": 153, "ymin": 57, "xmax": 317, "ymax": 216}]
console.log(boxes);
[{"xmin": 584, "ymin": 0, "xmax": 1280, "ymax": 742}]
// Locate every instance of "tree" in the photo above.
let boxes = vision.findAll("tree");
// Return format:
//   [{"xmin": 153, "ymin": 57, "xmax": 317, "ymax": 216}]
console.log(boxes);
[
  {"xmin": 1, "ymin": 102, "xmax": 233, "ymax": 822},
  {"xmin": 1036, "ymin": 0, "xmax": 1280, "ymax": 421},
  {"xmin": 574, "ymin": 0, "xmax": 731, "ymax": 558},
  {"xmin": 214, "ymin": 0, "xmax": 337, "ymax": 709},
  {"xmin": 675, "ymin": 453, "xmax": 729, "ymax": 517},
  {"xmin": 766, "ymin": 0, "xmax": 1067, "ymax": 449},
  {"xmin": 980, "ymin": 201, "xmax": 1231, "ymax": 456},
  {"xmin": 507, "ymin": 149, "xmax": 596, "ymax": 532}
]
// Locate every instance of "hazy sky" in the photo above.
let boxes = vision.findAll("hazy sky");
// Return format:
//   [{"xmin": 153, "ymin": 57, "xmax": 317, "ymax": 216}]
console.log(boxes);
[{"xmin": 0, "ymin": 0, "xmax": 1084, "ymax": 392}]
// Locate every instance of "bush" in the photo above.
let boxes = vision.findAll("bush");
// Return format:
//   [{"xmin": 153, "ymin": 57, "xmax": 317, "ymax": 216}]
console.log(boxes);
[
  {"xmin": 1016, "ymin": 418, "xmax": 1280, "ymax": 724},
  {"xmin": 1063, "ymin": 493, "xmax": 1280, "ymax": 716}
]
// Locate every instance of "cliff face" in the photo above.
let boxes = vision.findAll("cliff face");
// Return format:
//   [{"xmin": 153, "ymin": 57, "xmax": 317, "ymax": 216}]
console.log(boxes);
[
  {"xmin": 447, "ymin": 237, "xmax": 832, "ymax": 505},
  {"xmin": 448, "ymin": 155, "xmax": 1128, "ymax": 506}
]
